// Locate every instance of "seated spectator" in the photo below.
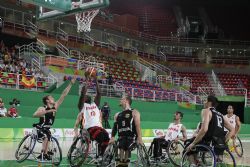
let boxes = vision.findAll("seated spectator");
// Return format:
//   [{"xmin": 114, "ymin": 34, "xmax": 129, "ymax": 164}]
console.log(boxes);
[
  {"xmin": 0, "ymin": 98, "xmax": 7, "ymax": 117},
  {"xmin": 3, "ymin": 49, "xmax": 11, "ymax": 65},
  {"xmin": 8, "ymin": 98, "xmax": 21, "ymax": 118}
]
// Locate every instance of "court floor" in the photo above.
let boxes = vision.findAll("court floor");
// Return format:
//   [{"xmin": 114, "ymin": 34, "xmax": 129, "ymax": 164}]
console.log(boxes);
[{"xmin": 0, "ymin": 139, "xmax": 249, "ymax": 167}]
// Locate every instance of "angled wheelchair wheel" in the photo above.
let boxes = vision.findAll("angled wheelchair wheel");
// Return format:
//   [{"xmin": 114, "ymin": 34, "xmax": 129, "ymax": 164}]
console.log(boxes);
[
  {"xmin": 147, "ymin": 142, "xmax": 153, "ymax": 157},
  {"xmin": 15, "ymin": 134, "xmax": 36, "ymax": 163},
  {"xmin": 218, "ymin": 148, "xmax": 236, "ymax": 167},
  {"xmin": 182, "ymin": 144, "xmax": 216, "ymax": 167},
  {"xmin": 167, "ymin": 140, "xmax": 184, "ymax": 167},
  {"xmin": 67, "ymin": 136, "xmax": 89, "ymax": 167},
  {"xmin": 49, "ymin": 137, "xmax": 62, "ymax": 166},
  {"xmin": 137, "ymin": 143, "xmax": 151, "ymax": 167},
  {"xmin": 234, "ymin": 136, "xmax": 243, "ymax": 157},
  {"xmin": 101, "ymin": 143, "xmax": 117, "ymax": 166}
]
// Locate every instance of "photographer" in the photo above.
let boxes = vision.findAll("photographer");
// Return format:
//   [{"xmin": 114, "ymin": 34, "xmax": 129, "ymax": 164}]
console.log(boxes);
[
  {"xmin": 101, "ymin": 102, "xmax": 111, "ymax": 128},
  {"xmin": 8, "ymin": 98, "xmax": 21, "ymax": 118}
]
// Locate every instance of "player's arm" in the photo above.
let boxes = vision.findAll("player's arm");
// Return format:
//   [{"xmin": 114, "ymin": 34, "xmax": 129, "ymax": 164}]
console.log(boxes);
[
  {"xmin": 94, "ymin": 78, "xmax": 101, "ymax": 107},
  {"xmin": 178, "ymin": 125, "xmax": 187, "ymax": 142},
  {"xmin": 192, "ymin": 122, "xmax": 201, "ymax": 137},
  {"xmin": 224, "ymin": 117, "xmax": 235, "ymax": 142},
  {"xmin": 74, "ymin": 112, "xmax": 83, "ymax": 136},
  {"xmin": 235, "ymin": 116, "xmax": 241, "ymax": 136},
  {"xmin": 55, "ymin": 77, "xmax": 76, "ymax": 109},
  {"xmin": 133, "ymin": 109, "xmax": 143, "ymax": 144},
  {"xmin": 33, "ymin": 107, "xmax": 56, "ymax": 117},
  {"xmin": 78, "ymin": 83, "xmax": 88, "ymax": 111},
  {"xmin": 191, "ymin": 109, "xmax": 210, "ymax": 145}
]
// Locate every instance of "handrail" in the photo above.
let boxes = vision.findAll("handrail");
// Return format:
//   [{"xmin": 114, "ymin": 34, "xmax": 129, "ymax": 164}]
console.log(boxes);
[
  {"xmin": 56, "ymin": 41, "xmax": 69, "ymax": 58},
  {"xmin": 57, "ymin": 27, "xmax": 68, "ymax": 41},
  {"xmin": 138, "ymin": 57, "xmax": 172, "ymax": 75}
]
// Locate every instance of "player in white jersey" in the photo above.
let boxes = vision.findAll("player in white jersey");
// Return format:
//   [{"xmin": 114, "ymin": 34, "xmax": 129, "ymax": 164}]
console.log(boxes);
[
  {"xmin": 73, "ymin": 75, "xmax": 109, "ymax": 156},
  {"xmin": 150, "ymin": 111, "xmax": 187, "ymax": 159},
  {"xmin": 224, "ymin": 105, "xmax": 241, "ymax": 138}
]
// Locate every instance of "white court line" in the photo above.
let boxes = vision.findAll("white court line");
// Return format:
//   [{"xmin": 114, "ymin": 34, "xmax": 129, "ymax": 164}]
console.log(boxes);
[{"xmin": 22, "ymin": 164, "xmax": 69, "ymax": 167}]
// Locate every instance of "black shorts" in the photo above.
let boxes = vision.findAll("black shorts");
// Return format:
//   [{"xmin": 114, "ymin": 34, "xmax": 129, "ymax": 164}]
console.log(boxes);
[
  {"xmin": 87, "ymin": 126, "xmax": 110, "ymax": 145},
  {"xmin": 118, "ymin": 136, "xmax": 135, "ymax": 151},
  {"xmin": 37, "ymin": 128, "xmax": 51, "ymax": 141}
]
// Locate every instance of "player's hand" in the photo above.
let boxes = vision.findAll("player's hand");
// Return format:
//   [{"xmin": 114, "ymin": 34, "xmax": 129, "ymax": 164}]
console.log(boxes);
[
  {"xmin": 109, "ymin": 137, "xmax": 115, "ymax": 144},
  {"xmin": 231, "ymin": 133, "xmax": 237, "ymax": 140},
  {"xmin": 74, "ymin": 129, "xmax": 79, "ymax": 138},
  {"xmin": 174, "ymin": 138, "xmax": 179, "ymax": 142},
  {"xmin": 71, "ymin": 76, "xmax": 77, "ymax": 84},
  {"xmin": 137, "ymin": 137, "xmax": 143, "ymax": 145},
  {"xmin": 186, "ymin": 142, "xmax": 195, "ymax": 152},
  {"xmin": 47, "ymin": 109, "xmax": 57, "ymax": 113}
]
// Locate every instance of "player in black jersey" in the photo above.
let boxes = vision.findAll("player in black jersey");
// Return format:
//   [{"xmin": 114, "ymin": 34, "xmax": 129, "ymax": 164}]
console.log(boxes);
[
  {"xmin": 33, "ymin": 77, "xmax": 75, "ymax": 160},
  {"xmin": 110, "ymin": 96, "xmax": 143, "ymax": 166},
  {"xmin": 186, "ymin": 96, "xmax": 234, "ymax": 165}
]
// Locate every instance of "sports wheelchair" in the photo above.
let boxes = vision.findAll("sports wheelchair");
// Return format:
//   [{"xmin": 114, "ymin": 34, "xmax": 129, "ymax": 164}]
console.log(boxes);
[
  {"xmin": 15, "ymin": 124, "xmax": 62, "ymax": 166},
  {"xmin": 101, "ymin": 140, "xmax": 151, "ymax": 167},
  {"xmin": 181, "ymin": 140, "xmax": 236, "ymax": 167},
  {"xmin": 148, "ymin": 139, "xmax": 185, "ymax": 167},
  {"xmin": 227, "ymin": 136, "xmax": 243, "ymax": 158},
  {"xmin": 67, "ymin": 128, "xmax": 103, "ymax": 167}
]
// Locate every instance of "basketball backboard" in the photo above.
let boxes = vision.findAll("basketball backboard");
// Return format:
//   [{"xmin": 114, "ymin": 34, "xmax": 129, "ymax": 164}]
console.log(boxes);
[{"xmin": 21, "ymin": 0, "xmax": 109, "ymax": 20}]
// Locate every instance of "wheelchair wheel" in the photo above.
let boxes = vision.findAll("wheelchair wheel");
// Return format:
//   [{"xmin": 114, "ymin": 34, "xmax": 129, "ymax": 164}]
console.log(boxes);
[
  {"xmin": 137, "ymin": 143, "xmax": 151, "ymax": 167},
  {"xmin": 67, "ymin": 136, "xmax": 89, "ymax": 167},
  {"xmin": 182, "ymin": 144, "xmax": 216, "ymax": 167},
  {"xmin": 218, "ymin": 148, "xmax": 236, "ymax": 167},
  {"xmin": 167, "ymin": 140, "xmax": 184, "ymax": 167},
  {"xmin": 49, "ymin": 137, "xmax": 62, "ymax": 166},
  {"xmin": 101, "ymin": 143, "xmax": 117, "ymax": 166},
  {"xmin": 234, "ymin": 136, "xmax": 243, "ymax": 157},
  {"xmin": 15, "ymin": 134, "xmax": 36, "ymax": 163},
  {"xmin": 147, "ymin": 142, "xmax": 153, "ymax": 157}
]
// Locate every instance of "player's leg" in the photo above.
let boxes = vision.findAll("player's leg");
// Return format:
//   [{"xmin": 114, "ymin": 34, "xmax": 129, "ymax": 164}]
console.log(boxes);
[
  {"xmin": 42, "ymin": 129, "xmax": 52, "ymax": 160},
  {"xmin": 94, "ymin": 127, "xmax": 110, "ymax": 156},
  {"xmin": 153, "ymin": 137, "xmax": 166, "ymax": 158}
]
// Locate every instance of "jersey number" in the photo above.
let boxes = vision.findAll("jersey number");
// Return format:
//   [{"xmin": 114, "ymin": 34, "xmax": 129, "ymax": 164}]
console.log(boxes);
[
  {"xmin": 216, "ymin": 115, "xmax": 223, "ymax": 128},
  {"xmin": 90, "ymin": 111, "xmax": 96, "ymax": 117}
]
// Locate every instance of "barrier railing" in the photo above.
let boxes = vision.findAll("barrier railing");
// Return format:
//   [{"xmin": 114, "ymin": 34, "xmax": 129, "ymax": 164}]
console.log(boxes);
[
  {"xmin": 56, "ymin": 41, "xmax": 69, "ymax": 58},
  {"xmin": 132, "ymin": 60, "xmax": 156, "ymax": 83},
  {"xmin": 0, "ymin": 72, "xmax": 55, "ymax": 91},
  {"xmin": 57, "ymin": 27, "xmax": 68, "ymax": 41}
]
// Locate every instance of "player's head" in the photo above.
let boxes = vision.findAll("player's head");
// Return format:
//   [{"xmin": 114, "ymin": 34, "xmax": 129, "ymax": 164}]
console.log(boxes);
[
  {"xmin": 227, "ymin": 105, "xmax": 234, "ymax": 114},
  {"xmin": 120, "ymin": 95, "xmax": 132, "ymax": 109},
  {"xmin": 43, "ymin": 95, "xmax": 55, "ymax": 106},
  {"xmin": 206, "ymin": 95, "xmax": 219, "ymax": 108},
  {"xmin": 174, "ymin": 111, "xmax": 183, "ymax": 120},
  {"xmin": 84, "ymin": 95, "xmax": 92, "ymax": 104}
]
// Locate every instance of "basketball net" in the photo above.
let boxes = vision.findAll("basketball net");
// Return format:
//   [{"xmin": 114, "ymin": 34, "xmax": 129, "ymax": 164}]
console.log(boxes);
[{"xmin": 75, "ymin": 9, "xmax": 99, "ymax": 32}]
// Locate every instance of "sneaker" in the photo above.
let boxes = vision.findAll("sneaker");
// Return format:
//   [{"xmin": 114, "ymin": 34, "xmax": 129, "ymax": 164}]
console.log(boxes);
[
  {"xmin": 37, "ymin": 154, "xmax": 43, "ymax": 160},
  {"xmin": 44, "ymin": 154, "xmax": 52, "ymax": 161}
]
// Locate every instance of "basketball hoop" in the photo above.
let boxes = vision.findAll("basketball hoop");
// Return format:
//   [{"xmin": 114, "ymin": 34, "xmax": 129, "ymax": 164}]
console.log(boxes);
[{"xmin": 73, "ymin": 2, "xmax": 99, "ymax": 32}]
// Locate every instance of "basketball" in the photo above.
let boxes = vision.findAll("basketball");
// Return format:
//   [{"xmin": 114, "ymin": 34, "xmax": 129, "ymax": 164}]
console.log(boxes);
[{"xmin": 85, "ymin": 67, "xmax": 97, "ymax": 78}]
